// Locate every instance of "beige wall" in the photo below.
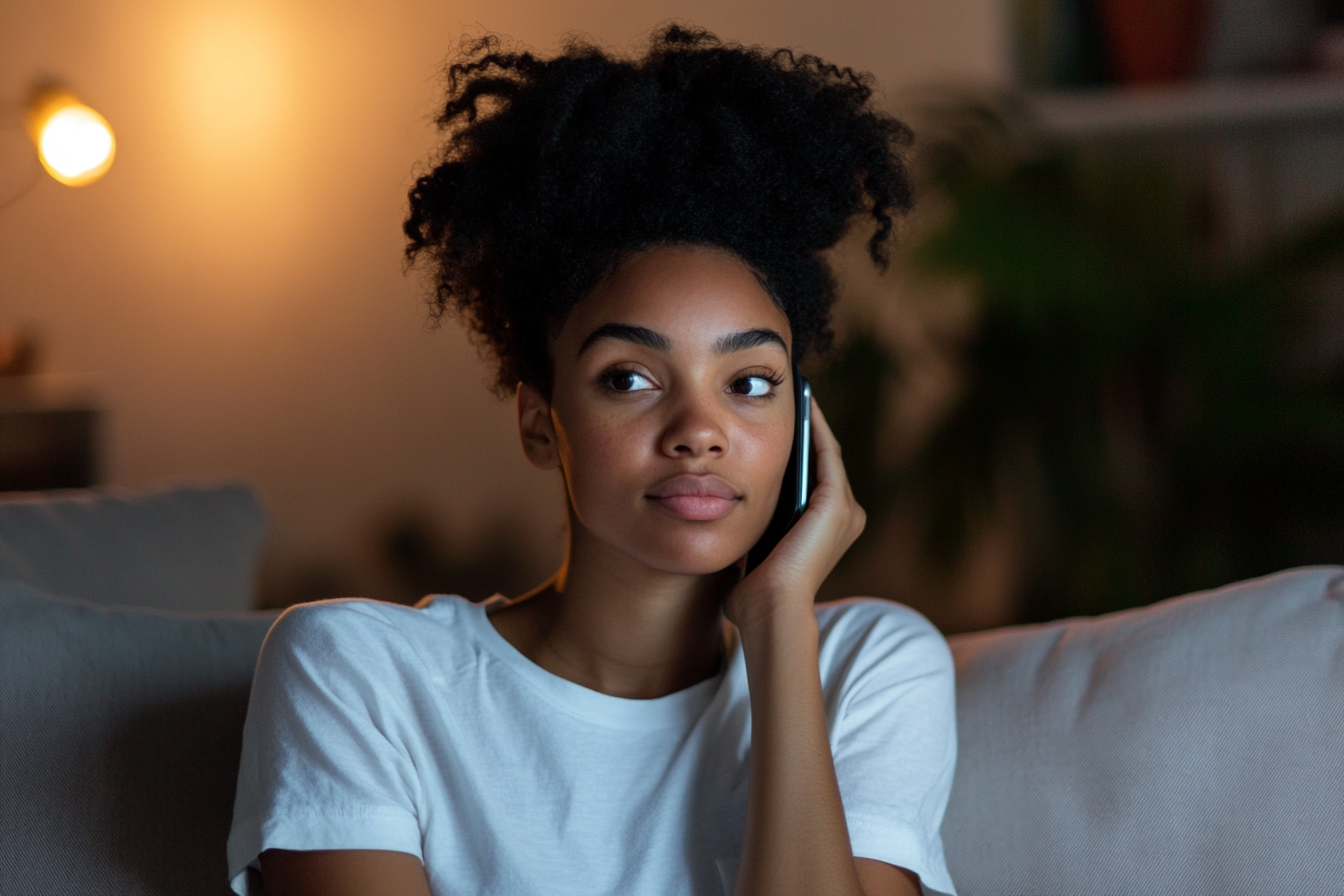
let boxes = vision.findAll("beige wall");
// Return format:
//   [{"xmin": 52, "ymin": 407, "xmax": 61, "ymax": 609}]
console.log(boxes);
[{"xmin": 0, "ymin": 0, "xmax": 1008, "ymax": 601}]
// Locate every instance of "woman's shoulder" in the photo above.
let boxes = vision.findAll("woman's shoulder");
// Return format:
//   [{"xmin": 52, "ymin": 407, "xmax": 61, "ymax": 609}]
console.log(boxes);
[
  {"xmin": 814, "ymin": 596, "xmax": 943, "ymax": 639},
  {"xmin": 813, "ymin": 597, "xmax": 953, "ymax": 680},
  {"xmin": 262, "ymin": 594, "xmax": 478, "ymax": 662}
]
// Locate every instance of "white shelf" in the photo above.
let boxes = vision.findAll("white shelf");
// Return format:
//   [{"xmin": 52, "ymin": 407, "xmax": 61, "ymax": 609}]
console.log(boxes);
[{"xmin": 1028, "ymin": 76, "xmax": 1344, "ymax": 138}]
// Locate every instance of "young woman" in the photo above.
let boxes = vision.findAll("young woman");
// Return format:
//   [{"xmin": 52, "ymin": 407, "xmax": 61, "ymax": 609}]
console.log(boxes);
[{"xmin": 228, "ymin": 26, "xmax": 958, "ymax": 896}]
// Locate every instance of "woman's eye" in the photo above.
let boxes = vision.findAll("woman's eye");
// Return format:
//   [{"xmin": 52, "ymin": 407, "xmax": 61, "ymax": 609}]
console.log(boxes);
[
  {"xmin": 730, "ymin": 375, "xmax": 774, "ymax": 398},
  {"xmin": 603, "ymin": 369, "xmax": 655, "ymax": 393}
]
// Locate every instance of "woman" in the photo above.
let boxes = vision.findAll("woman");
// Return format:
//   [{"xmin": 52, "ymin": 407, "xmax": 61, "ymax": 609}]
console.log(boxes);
[{"xmin": 228, "ymin": 26, "xmax": 958, "ymax": 896}]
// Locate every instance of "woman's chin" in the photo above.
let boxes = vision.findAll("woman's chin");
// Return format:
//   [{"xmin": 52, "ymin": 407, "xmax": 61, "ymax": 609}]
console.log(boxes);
[
  {"xmin": 577, "ymin": 515, "xmax": 765, "ymax": 579},
  {"xmin": 654, "ymin": 556, "xmax": 742, "ymax": 578},
  {"xmin": 631, "ymin": 533, "xmax": 755, "ymax": 578}
]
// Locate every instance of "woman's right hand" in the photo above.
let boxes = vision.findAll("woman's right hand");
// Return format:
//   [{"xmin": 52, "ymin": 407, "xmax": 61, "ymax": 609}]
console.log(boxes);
[{"xmin": 723, "ymin": 395, "xmax": 866, "ymax": 635}]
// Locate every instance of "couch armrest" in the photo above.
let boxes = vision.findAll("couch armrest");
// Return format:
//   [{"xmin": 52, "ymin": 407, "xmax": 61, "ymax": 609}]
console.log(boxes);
[{"xmin": 0, "ymin": 582, "xmax": 278, "ymax": 896}]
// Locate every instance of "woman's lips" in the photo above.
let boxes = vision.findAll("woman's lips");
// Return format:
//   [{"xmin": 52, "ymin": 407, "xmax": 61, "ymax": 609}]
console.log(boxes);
[
  {"xmin": 646, "ymin": 475, "xmax": 741, "ymax": 521},
  {"xmin": 651, "ymin": 495, "xmax": 738, "ymax": 520}
]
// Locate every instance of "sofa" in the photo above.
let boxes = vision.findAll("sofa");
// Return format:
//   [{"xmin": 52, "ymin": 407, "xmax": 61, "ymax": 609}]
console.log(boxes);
[{"xmin": 1, "ymin": 483, "xmax": 1341, "ymax": 896}]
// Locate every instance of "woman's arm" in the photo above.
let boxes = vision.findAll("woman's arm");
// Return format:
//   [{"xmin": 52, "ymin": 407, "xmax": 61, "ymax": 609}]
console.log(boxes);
[
  {"xmin": 726, "ymin": 399, "xmax": 923, "ymax": 896},
  {"xmin": 259, "ymin": 849, "xmax": 433, "ymax": 896},
  {"xmin": 734, "ymin": 612, "xmax": 922, "ymax": 896}
]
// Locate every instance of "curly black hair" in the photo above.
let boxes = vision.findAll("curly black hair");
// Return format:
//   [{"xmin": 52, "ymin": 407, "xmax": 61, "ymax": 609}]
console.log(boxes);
[{"xmin": 404, "ymin": 24, "xmax": 914, "ymax": 396}]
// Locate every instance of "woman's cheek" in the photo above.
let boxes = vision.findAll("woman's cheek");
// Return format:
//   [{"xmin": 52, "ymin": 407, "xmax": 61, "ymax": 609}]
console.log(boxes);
[
  {"xmin": 742, "ymin": 426, "xmax": 791, "ymax": 528},
  {"xmin": 565, "ymin": 420, "xmax": 645, "ymax": 518}
]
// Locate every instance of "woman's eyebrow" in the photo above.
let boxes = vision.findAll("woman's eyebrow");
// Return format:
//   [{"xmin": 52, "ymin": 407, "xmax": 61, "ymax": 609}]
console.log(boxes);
[
  {"xmin": 715, "ymin": 328, "xmax": 787, "ymax": 355},
  {"xmin": 576, "ymin": 324, "xmax": 787, "ymax": 358},
  {"xmin": 577, "ymin": 323, "xmax": 672, "ymax": 357}
]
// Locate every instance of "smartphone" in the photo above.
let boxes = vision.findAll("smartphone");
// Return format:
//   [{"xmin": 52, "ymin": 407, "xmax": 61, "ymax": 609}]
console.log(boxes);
[{"xmin": 743, "ymin": 363, "xmax": 816, "ymax": 574}]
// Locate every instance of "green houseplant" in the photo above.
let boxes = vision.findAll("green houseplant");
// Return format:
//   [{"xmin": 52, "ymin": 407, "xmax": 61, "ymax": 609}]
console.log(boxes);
[{"xmin": 816, "ymin": 97, "xmax": 1344, "ymax": 624}]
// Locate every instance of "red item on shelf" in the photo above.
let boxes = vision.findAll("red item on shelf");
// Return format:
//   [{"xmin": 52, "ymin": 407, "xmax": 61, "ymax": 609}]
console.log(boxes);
[{"xmin": 1099, "ymin": 0, "xmax": 1210, "ymax": 84}]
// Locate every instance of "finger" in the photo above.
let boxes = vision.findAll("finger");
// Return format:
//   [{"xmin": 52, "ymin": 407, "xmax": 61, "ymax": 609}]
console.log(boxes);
[
  {"xmin": 807, "ymin": 395, "xmax": 847, "ymax": 489},
  {"xmin": 808, "ymin": 398, "xmax": 867, "ymax": 547}
]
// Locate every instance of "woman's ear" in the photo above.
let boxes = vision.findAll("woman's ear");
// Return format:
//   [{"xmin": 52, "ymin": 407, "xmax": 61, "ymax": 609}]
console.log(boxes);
[{"xmin": 517, "ymin": 381, "xmax": 561, "ymax": 471}]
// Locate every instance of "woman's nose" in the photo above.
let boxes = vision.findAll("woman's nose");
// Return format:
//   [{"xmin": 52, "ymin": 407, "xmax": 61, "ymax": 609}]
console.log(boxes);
[{"xmin": 659, "ymin": 390, "xmax": 727, "ymax": 458}]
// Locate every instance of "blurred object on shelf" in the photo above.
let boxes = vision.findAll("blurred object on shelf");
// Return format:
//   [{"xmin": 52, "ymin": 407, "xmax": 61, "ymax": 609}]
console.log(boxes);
[
  {"xmin": 1314, "ymin": 26, "xmax": 1344, "ymax": 70},
  {"xmin": 1012, "ymin": 0, "xmax": 1111, "ymax": 89},
  {"xmin": 1315, "ymin": 0, "xmax": 1344, "ymax": 71},
  {"xmin": 0, "ymin": 326, "xmax": 39, "ymax": 377},
  {"xmin": 0, "ymin": 361, "xmax": 101, "ymax": 492},
  {"xmin": 1205, "ymin": 0, "xmax": 1317, "ymax": 77},
  {"xmin": 1012, "ymin": 0, "xmax": 1344, "ymax": 88},
  {"xmin": 1098, "ymin": 0, "xmax": 1210, "ymax": 83}
]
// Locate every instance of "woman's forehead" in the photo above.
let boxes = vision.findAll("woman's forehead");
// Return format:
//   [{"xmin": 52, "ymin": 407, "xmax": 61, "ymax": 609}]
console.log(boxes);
[{"xmin": 558, "ymin": 245, "xmax": 792, "ymax": 354}]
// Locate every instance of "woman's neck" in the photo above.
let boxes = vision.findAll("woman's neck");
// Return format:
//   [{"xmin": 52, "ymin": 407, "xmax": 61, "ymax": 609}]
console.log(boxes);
[{"xmin": 487, "ymin": 527, "xmax": 737, "ymax": 699}]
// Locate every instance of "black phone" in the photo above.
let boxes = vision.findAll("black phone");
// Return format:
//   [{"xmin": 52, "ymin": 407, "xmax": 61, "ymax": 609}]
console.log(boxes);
[{"xmin": 743, "ymin": 363, "xmax": 816, "ymax": 574}]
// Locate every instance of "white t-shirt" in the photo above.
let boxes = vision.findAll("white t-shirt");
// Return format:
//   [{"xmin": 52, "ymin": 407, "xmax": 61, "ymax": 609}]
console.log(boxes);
[{"xmin": 227, "ymin": 595, "xmax": 958, "ymax": 896}]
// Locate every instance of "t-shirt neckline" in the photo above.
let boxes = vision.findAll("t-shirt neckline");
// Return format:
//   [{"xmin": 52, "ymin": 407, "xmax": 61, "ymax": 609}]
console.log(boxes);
[{"xmin": 457, "ymin": 594, "xmax": 734, "ymax": 731}]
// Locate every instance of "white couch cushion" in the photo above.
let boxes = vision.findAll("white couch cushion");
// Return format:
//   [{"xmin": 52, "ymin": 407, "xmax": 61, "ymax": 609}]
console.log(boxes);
[
  {"xmin": 0, "ymin": 482, "xmax": 266, "ymax": 612},
  {"xmin": 944, "ymin": 566, "xmax": 1344, "ymax": 896}
]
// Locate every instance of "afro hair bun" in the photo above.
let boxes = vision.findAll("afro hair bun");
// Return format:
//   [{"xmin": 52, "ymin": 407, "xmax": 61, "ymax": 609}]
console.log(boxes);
[{"xmin": 404, "ymin": 24, "xmax": 914, "ymax": 395}]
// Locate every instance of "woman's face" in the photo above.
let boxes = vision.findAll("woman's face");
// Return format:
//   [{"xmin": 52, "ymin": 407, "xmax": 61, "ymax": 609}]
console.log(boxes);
[{"xmin": 525, "ymin": 245, "xmax": 796, "ymax": 577}]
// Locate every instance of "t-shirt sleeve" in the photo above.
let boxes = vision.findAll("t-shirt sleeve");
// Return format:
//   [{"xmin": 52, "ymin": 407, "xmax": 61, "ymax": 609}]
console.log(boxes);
[
  {"xmin": 822, "ymin": 601, "xmax": 959, "ymax": 896},
  {"xmin": 227, "ymin": 600, "xmax": 425, "ymax": 896}
]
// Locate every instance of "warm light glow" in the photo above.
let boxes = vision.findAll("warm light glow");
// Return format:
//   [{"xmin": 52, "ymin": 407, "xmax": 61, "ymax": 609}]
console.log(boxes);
[
  {"xmin": 26, "ymin": 89, "xmax": 115, "ymax": 187},
  {"xmin": 178, "ymin": 8, "xmax": 287, "ymax": 160}
]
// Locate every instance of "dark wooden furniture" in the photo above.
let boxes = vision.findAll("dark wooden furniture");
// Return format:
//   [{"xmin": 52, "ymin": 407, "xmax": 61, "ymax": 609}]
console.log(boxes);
[{"xmin": 0, "ymin": 377, "xmax": 99, "ymax": 491}]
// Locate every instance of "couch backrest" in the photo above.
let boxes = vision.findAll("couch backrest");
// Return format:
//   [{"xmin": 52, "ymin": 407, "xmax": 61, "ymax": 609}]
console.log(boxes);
[
  {"xmin": 944, "ymin": 566, "xmax": 1344, "ymax": 896},
  {"xmin": 0, "ymin": 482, "xmax": 267, "ymax": 612},
  {"xmin": 0, "ymin": 581, "xmax": 277, "ymax": 896},
  {"xmin": 4, "ymin": 553, "xmax": 1341, "ymax": 895}
]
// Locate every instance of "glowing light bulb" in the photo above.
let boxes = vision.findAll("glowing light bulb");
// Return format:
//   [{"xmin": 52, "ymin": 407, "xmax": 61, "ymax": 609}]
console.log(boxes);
[{"xmin": 26, "ymin": 89, "xmax": 115, "ymax": 187}]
